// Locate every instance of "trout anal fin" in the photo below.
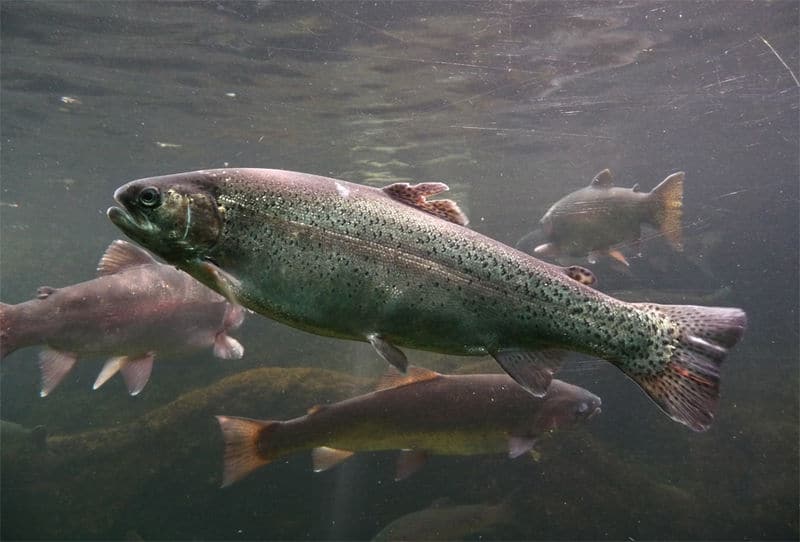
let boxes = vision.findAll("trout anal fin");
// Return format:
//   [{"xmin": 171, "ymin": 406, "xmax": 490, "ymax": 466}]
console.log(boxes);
[
  {"xmin": 382, "ymin": 182, "xmax": 469, "ymax": 226},
  {"xmin": 38, "ymin": 349, "xmax": 77, "ymax": 397}
]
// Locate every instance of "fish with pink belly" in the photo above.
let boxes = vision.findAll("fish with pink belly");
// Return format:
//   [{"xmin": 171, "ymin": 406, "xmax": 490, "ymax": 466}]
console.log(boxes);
[{"xmin": 0, "ymin": 240, "xmax": 245, "ymax": 396}]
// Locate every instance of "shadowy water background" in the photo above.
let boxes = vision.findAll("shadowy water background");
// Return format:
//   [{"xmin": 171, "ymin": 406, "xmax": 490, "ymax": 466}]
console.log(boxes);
[{"xmin": 1, "ymin": 1, "xmax": 797, "ymax": 540}]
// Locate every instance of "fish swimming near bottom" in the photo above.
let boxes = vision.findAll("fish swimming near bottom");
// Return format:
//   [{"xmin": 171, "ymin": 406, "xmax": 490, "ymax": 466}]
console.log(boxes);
[
  {"xmin": 0, "ymin": 240, "xmax": 245, "ymax": 396},
  {"xmin": 535, "ymin": 169, "xmax": 685, "ymax": 266},
  {"xmin": 215, "ymin": 367, "xmax": 602, "ymax": 487}
]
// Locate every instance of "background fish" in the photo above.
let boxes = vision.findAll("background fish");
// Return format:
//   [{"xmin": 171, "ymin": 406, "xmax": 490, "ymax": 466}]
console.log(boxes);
[
  {"xmin": 215, "ymin": 367, "xmax": 602, "ymax": 486},
  {"xmin": 0, "ymin": 240, "xmax": 245, "ymax": 396},
  {"xmin": 534, "ymin": 169, "xmax": 684, "ymax": 266},
  {"xmin": 108, "ymin": 168, "xmax": 745, "ymax": 431}
]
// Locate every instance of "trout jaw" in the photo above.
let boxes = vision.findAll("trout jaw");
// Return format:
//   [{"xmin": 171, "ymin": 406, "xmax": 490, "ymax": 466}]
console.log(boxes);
[{"xmin": 108, "ymin": 178, "xmax": 224, "ymax": 265}]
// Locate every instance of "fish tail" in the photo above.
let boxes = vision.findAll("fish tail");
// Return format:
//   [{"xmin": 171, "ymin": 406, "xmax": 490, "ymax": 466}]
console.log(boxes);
[
  {"xmin": 630, "ymin": 303, "xmax": 746, "ymax": 431},
  {"xmin": 649, "ymin": 171, "xmax": 684, "ymax": 251},
  {"xmin": 215, "ymin": 415, "xmax": 278, "ymax": 487},
  {"xmin": 0, "ymin": 302, "xmax": 18, "ymax": 359}
]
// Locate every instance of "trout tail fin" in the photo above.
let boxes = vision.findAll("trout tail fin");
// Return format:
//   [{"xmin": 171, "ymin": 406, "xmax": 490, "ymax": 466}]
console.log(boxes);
[
  {"xmin": 0, "ymin": 302, "xmax": 18, "ymax": 359},
  {"xmin": 649, "ymin": 171, "xmax": 684, "ymax": 251},
  {"xmin": 215, "ymin": 415, "xmax": 278, "ymax": 487},
  {"xmin": 630, "ymin": 304, "xmax": 746, "ymax": 431}
]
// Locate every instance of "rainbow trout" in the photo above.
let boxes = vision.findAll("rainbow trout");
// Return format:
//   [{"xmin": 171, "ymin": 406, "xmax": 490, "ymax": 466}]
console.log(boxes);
[
  {"xmin": 108, "ymin": 168, "xmax": 746, "ymax": 431},
  {"xmin": 535, "ymin": 169, "xmax": 684, "ymax": 266},
  {"xmin": 0, "ymin": 240, "xmax": 245, "ymax": 396},
  {"xmin": 215, "ymin": 367, "xmax": 602, "ymax": 486}
]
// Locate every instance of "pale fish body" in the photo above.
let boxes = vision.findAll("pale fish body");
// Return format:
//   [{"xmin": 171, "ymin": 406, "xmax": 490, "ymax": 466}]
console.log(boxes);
[
  {"xmin": 0, "ymin": 240, "xmax": 245, "ymax": 396},
  {"xmin": 215, "ymin": 368, "xmax": 602, "ymax": 486},
  {"xmin": 372, "ymin": 499, "xmax": 511, "ymax": 541},
  {"xmin": 108, "ymin": 168, "xmax": 745, "ymax": 431},
  {"xmin": 535, "ymin": 168, "xmax": 685, "ymax": 266}
]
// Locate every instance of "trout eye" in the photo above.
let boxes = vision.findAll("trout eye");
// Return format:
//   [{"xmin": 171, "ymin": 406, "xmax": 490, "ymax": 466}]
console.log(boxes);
[{"xmin": 138, "ymin": 187, "xmax": 161, "ymax": 208}]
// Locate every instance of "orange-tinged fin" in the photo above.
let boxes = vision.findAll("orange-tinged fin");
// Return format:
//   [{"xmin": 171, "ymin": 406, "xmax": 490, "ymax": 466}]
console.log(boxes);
[
  {"xmin": 649, "ymin": 171, "xmax": 684, "ymax": 251},
  {"xmin": 607, "ymin": 249, "xmax": 630, "ymax": 267},
  {"xmin": 215, "ymin": 415, "xmax": 275, "ymax": 487},
  {"xmin": 562, "ymin": 265, "xmax": 596, "ymax": 286},
  {"xmin": 38, "ymin": 349, "xmax": 77, "ymax": 397},
  {"xmin": 395, "ymin": 450, "xmax": 428, "ymax": 481},
  {"xmin": 630, "ymin": 304, "xmax": 746, "ymax": 431},
  {"xmin": 375, "ymin": 365, "xmax": 441, "ymax": 391},
  {"xmin": 96, "ymin": 240, "xmax": 157, "ymax": 276},
  {"xmin": 312, "ymin": 447, "xmax": 354, "ymax": 472},
  {"xmin": 382, "ymin": 182, "xmax": 469, "ymax": 226},
  {"xmin": 307, "ymin": 404, "xmax": 326, "ymax": 416}
]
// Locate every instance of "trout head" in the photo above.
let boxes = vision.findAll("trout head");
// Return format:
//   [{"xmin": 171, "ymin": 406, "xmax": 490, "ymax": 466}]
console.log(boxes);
[
  {"xmin": 108, "ymin": 172, "xmax": 224, "ymax": 266},
  {"xmin": 535, "ymin": 380, "xmax": 602, "ymax": 431}
]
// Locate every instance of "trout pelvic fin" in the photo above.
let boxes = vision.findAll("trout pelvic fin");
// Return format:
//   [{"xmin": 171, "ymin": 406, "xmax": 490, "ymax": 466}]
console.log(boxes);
[
  {"xmin": 215, "ymin": 416, "xmax": 275, "ymax": 487},
  {"xmin": 367, "ymin": 333, "xmax": 408, "ymax": 373},
  {"xmin": 38, "ymin": 349, "xmax": 77, "ymax": 397},
  {"xmin": 382, "ymin": 182, "xmax": 469, "ymax": 226},
  {"xmin": 491, "ymin": 349, "xmax": 570, "ymax": 396},
  {"xmin": 630, "ymin": 303, "xmax": 746, "ymax": 431},
  {"xmin": 395, "ymin": 450, "xmax": 428, "ymax": 481},
  {"xmin": 649, "ymin": 171, "xmax": 684, "ymax": 251}
]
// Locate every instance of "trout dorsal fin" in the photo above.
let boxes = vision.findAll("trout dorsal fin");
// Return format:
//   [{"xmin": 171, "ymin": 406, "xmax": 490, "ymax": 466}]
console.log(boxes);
[
  {"xmin": 590, "ymin": 169, "xmax": 614, "ymax": 188},
  {"xmin": 562, "ymin": 265, "xmax": 596, "ymax": 286},
  {"xmin": 375, "ymin": 365, "xmax": 441, "ymax": 391},
  {"xmin": 97, "ymin": 240, "xmax": 157, "ymax": 276},
  {"xmin": 382, "ymin": 182, "xmax": 469, "ymax": 226}
]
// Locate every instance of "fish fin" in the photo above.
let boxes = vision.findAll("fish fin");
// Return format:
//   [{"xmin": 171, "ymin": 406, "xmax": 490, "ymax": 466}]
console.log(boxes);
[
  {"xmin": 562, "ymin": 265, "xmax": 596, "ymax": 286},
  {"xmin": 38, "ymin": 349, "xmax": 77, "ymax": 397},
  {"xmin": 607, "ymin": 249, "xmax": 630, "ymax": 267},
  {"xmin": 587, "ymin": 252, "xmax": 599, "ymax": 265},
  {"xmin": 307, "ymin": 404, "xmax": 327, "ymax": 416},
  {"xmin": 223, "ymin": 304, "xmax": 246, "ymax": 330},
  {"xmin": 214, "ymin": 334, "xmax": 244, "ymax": 360},
  {"xmin": 215, "ymin": 416, "xmax": 274, "ymax": 487},
  {"xmin": 395, "ymin": 450, "xmax": 428, "ymax": 481},
  {"xmin": 375, "ymin": 365, "xmax": 441, "ymax": 391},
  {"xmin": 533, "ymin": 242, "xmax": 558, "ymax": 256},
  {"xmin": 36, "ymin": 286, "xmax": 57, "ymax": 299},
  {"xmin": 491, "ymin": 349, "xmax": 568, "ymax": 397},
  {"xmin": 312, "ymin": 446, "xmax": 354, "ymax": 472},
  {"xmin": 197, "ymin": 260, "xmax": 242, "ymax": 304},
  {"xmin": 382, "ymin": 182, "xmax": 469, "ymax": 226},
  {"xmin": 93, "ymin": 356, "xmax": 126, "ymax": 390},
  {"xmin": 97, "ymin": 239, "xmax": 157, "ymax": 276},
  {"xmin": 30, "ymin": 425, "xmax": 47, "ymax": 450},
  {"xmin": 367, "ymin": 333, "xmax": 408, "ymax": 373},
  {"xmin": 648, "ymin": 171, "xmax": 684, "ymax": 251},
  {"xmin": 0, "ymin": 302, "xmax": 17, "ymax": 358},
  {"xmin": 632, "ymin": 183, "xmax": 641, "ymax": 192},
  {"xmin": 629, "ymin": 303, "xmax": 746, "ymax": 431},
  {"xmin": 120, "ymin": 353, "xmax": 154, "ymax": 396},
  {"xmin": 508, "ymin": 436, "xmax": 538, "ymax": 459},
  {"xmin": 590, "ymin": 168, "xmax": 614, "ymax": 188}
]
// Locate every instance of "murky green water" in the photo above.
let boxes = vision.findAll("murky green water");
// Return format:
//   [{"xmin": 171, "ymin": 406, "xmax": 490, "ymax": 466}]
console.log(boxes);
[{"xmin": 1, "ymin": 1, "xmax": 797, "ymax": 540}]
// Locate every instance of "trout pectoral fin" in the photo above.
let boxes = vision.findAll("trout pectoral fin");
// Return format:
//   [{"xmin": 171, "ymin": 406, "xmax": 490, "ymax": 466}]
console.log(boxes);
[
  {"xmin": 607, "ymin": 249, "xmax": 630, "ymax": 267},
  {"xmin": 197, "ymin": 260, "xmax": 241, "ymax": 304},
  {"xmin": 367, "ymin": 333, "xmax": 408, "ymax": 373},
  {"xmin": 214, "ymin": 334, "xmax": 244, "ymax": 360},
  {"xmin": 491, "ymin": 349, "xmax": 568, "ymax": 397},
  {"xmin": 38, "ymin": 349, "xmax": 77, "ymax": 397},
  {"xmin": 508, "ymin": 436, "xmax": 538, "ymax": 459},
  {"xmin": 119, "ymin": 353, "xmax": 154, "ymax": 396},
  {"xmin": 395, "ymin": 450, "xmax": 428, "ymax": 481},
  {"xmin": 312, "ymin": 447, "xmax": 354, "ymax": 472}
]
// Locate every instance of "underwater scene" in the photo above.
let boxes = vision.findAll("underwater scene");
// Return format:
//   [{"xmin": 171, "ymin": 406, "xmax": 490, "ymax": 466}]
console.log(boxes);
[{"xmin": 0, "ymin": 1, "xmax": 797, "ymax": 540}]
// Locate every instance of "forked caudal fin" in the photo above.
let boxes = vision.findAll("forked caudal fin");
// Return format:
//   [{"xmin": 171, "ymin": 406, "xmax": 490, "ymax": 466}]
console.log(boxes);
[
  {"xmin": 215, "ymin": 416, "xmax": 277, "ymax": 487},
  {"xmin": 629, "ymin": 303, "xmax": 746, "ymax": 431}
]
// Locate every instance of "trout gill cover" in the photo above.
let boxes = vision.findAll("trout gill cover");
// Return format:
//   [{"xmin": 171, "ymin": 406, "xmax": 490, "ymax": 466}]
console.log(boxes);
[{"xmin": 108, "ymin": 168, "xmax": 746, "ymax": 431}]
